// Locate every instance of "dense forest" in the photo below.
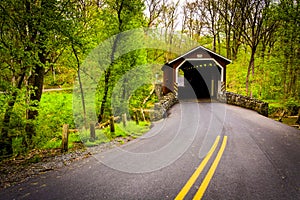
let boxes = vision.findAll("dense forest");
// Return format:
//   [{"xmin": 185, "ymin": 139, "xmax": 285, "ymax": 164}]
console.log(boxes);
[{"xmin": 0, "ymin": 0, "xmax": 299, "ymax": 159}]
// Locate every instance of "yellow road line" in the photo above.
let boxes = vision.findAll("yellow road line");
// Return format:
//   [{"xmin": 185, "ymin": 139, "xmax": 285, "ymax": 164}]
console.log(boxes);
[
  {"xmin": 175, "ymin": 136, "xmax": 221, "ymax": 200},
  {"xmin": 193, "ymin": 136, "xmax": 228, "ymax": 200}
]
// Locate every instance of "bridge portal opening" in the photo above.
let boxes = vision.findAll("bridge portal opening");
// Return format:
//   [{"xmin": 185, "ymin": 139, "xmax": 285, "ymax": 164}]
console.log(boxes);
[
  {"xmin": 177, "ymin": 60, "xmax": 221, "ymax": 100},
  {"xmin": 161, "ymin": 46, "xmax": 231, "ymax": 99}
]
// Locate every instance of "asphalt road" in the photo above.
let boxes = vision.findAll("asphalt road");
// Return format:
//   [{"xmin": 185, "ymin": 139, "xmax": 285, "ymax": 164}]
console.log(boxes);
[{"xmin": 1, "ymin": 102, "xmax": 299, "ymax": 200}]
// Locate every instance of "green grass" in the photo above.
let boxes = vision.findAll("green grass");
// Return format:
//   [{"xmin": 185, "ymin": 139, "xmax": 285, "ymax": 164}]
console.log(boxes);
[
  {"xmin": 103, "ymin": 121, "xmax": 150, "ymax": 138},
  {"xmin": 42, "ymin": 133, "xmax": 82, "ymax": 149},
  {"xmin": 41, "ymin": 121, "xmax": 151, "ymax": 148},
  {"xmin": 34, "ymin": 91, "xmax": 75, "ymax": 148},
  {"xmin": 36, "ymin": 91, "xmax": 151, "ymax": 150},
  {"xmin": 79, "ymin": 129, "xmax": 110, "ymax": 147},
  {"xmin": 78, "ymin": 121, "xmax": 150, "ymax": 147}
]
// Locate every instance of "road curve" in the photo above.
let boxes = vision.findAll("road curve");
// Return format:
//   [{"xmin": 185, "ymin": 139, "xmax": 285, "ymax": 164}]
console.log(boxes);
[{"xmin": 0, "ymin": 102, "xmax": 299, "ymax": 200}]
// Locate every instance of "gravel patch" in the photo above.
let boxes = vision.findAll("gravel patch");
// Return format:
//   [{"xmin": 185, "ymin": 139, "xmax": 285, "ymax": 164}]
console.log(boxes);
[{"xmin": 0, "ymin": 136, "xmax": 134, "ymax": 191}]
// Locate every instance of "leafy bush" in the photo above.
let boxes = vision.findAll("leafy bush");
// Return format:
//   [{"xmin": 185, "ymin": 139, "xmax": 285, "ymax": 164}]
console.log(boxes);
[
  {"xmin": 284, "ymin": 98, "xmax": 299, "ymax": 115},
  {"xmin": 268, "ymin": 98, "xmax": 300, "ymax": 116},
  {"xmin": 268, "ymin": 102, "xmax": 284, "ymax": 116}
]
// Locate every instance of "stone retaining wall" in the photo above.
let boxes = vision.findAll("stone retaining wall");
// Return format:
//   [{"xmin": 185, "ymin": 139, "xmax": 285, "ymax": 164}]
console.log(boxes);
[
  {"xmin": 218, "ymin": 92, "xmax": 268, "ymax": 117},
  {"xmin": 149, "ymin": 89, "xmax": 269, "ymax": 120},
  {"xmin": 150, "ymin": 92, "xmax": 178, "ymax": 121}
]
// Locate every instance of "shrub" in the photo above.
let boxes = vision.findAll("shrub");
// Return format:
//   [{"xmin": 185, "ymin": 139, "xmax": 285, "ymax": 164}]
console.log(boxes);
[{"xmin": 284, "ymin": 98, "xmax": 299, "ymax": 115}]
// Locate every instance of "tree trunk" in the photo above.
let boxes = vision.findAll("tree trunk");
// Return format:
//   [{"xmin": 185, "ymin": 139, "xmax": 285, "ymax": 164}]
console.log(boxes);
[
  {"xmin": 212, "ymin": 32, "xmax": 216, "ymax": 52},
  {"xmin": 225, "ymin": 24, "xmax": 231, "ymax": 59},
  {"xmin": 217, "ymin": 34, "xmax": 220, "ymax": 54},
  {"xmin": 282, "ymin": 58, "xmax": 288, "ymax": 99},
  {"xmin": 25, "ymin": 55, "xmax": 46, "ymax": 148},
  {"xmin": 232, "ymin": 31, "xmax": 240, "ymax": 60},
  {"xmin": 72, "ymin": 45, "xmax": 87, "ymax": 128},
  {"xmin": 98, "ymin": 68, "xmax": 111, "ymax": 123},
  {"xmin": 246, "ymin": 50, "xmax": 255, "ymax": 96},
  {"xmin": 98, "ymin": 33, "xmax": 120, "ymax": 123},
  {"xmin": 98, "ymin": 2, "xmax": 124, "ymax": 123}
]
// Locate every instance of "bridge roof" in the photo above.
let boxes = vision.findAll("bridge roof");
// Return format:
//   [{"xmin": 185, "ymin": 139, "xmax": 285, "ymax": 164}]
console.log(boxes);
[{"xmin": 165, "ymin": 46, "xmax": 231, "ymax": 68}]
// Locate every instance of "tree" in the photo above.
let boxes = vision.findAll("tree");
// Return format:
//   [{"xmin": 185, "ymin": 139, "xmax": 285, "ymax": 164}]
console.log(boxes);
[
  {"xmin": 144, "ymin": 0, "xmax": 166, "ymax": 27},
  {"xmin": 275, "ymin": 0, "xmax": 300, "ymax": 99},
  {"xmin": 181, "ymin": 1, "xmax": 205, "ymax": 40},
  {"xmin": 0, "ymin": 0, "xmax": 80, "ymax": 158},
  {"xmin": 216, "ymin": 0, "xmax": 276, "ymax": 96},
  {"xmin": 97, "ymin": 0, "xmax": 146, "ymax": 123}
]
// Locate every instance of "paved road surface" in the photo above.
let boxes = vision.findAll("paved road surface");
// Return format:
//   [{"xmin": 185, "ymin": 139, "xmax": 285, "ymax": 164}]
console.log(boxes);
[{"xmin": 1, "ymin": 102, "xmax": 299, "ymax": 200}]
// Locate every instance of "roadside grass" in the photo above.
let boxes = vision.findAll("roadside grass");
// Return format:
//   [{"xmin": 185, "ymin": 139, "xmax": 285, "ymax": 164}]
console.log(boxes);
[
  {"xmin": 80, "ymin": 121, "xmax": 150, "ymax": 147},
  {"xmin": 41, "ymin": 121, "xmax": 151, "ymax": 148},
  {"xmin": 38, "ymin": 91, "xmax": 151, "ymax": 149},
  {"xmin": 41, "ymin": 133, "xmax": 82, "ymax": 150}
]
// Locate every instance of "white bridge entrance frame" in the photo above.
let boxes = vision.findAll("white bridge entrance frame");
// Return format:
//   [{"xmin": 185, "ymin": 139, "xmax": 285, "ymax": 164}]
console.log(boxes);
[{"xmin": 174, "ymin": 58, "xmax": 224, "ymax": 95}]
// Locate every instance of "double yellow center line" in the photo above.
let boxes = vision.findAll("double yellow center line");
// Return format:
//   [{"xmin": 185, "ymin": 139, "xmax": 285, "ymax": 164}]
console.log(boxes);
[{"xmin": 175, "ymin": 135, "xmax": 228, "ymax": 200}]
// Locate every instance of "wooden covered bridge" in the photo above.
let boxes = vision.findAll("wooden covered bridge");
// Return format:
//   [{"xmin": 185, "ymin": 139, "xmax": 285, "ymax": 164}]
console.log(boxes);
[{"xmin": 162, "ymin": 46, "xmax": 231, "ymax": 99}]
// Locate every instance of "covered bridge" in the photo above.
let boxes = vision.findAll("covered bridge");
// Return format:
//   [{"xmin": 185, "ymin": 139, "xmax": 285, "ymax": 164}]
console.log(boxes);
[{"xmin": 162, "ymin": 46, "xmax": 231, "ymax": 99}]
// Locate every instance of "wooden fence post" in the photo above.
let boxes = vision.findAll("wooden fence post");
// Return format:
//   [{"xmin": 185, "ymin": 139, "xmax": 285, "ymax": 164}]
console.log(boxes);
[
  {"xmin": 122, "ymin": 113, "xmax": 127, "ymax": 127},
  {"xmin": 110, "ymin": 116, "xmax": 115, "ymax": 133},
  {"xmin": 90, "ymin": 122, "xmax": 95, "ymax": 141},
  {"xmin": 61, "ymin": 124, "xmax": 69, "ymax": 153}
]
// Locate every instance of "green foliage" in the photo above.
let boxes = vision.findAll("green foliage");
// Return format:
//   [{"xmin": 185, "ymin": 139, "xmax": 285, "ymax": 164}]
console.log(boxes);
[
  {"xmin": 11, "ymin": 137, "xmax": 25, "ymax": 156},
  {"xmin": 92, "ymin": 0, "xmax": 148, "ymax": 123},
  {"xmin": 0, "ymin": 90, "xmax": 28, "ymax": 136},
  {"xmin": 284, "ymin": 98, "xmax": 299, "ymax": 115},
  {"xmin": 268, "ymin": 102, "xmax": 284, "ymax": 116},
  {"xmin": 226, "ymin": 52, "xmax": 249, "ymax": 96},
  {"xmin": 268, "ymin": 98, "xmax": 299, "ymax": 116},
  {"xmin": 128, "ymin": 84, "xmax": 158, "ymax": 119},
  {"xmin": 0, "ymin": 90, "xmax": 78, "ymax": 156},
  {"xmin": 34, "ymin": 92, "xmax": 75, "ymax": 148}
]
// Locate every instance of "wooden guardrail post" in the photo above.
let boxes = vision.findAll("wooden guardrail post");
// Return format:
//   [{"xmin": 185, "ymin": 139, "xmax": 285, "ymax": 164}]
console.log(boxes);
[
  {"xmin": 279, "ymin": 110, "xmax": 285, "ymax": 122},
  {"xmin": 61, "ymin": 124, "xmax": 69, "ymax": 153},
  {"xmin": 122, "ymin": 113, "xmax": 127, "ymax": 127},
  {"xmin": 110, "ymin": 116, "xmax": 115, "ymax": 133},
  {"xmin": 135, "ymin": 111, "xmax": 139, "ymax": 125},
  {"xmin": 90, "ymin": 122, "xmax": 95, "ymax": 141}
]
